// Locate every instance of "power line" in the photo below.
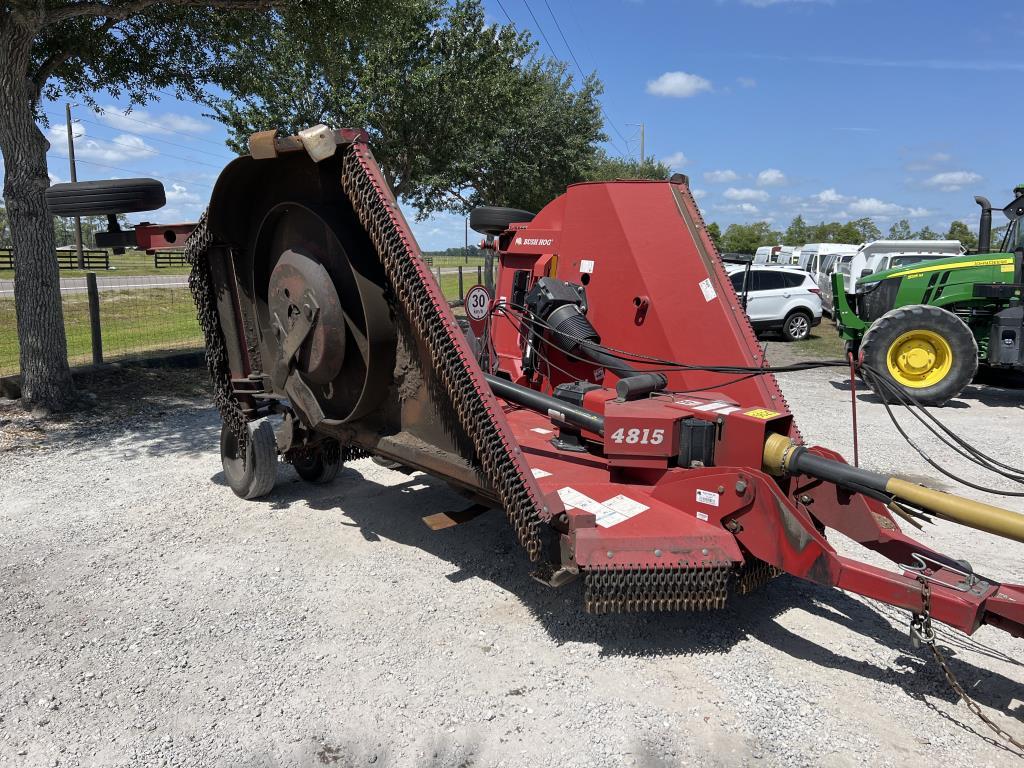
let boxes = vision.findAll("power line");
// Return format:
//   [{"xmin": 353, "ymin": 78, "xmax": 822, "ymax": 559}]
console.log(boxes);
[
  {"xmin": 48, "ymin": 152, "xmax": 213, "ymax": 192},
  {"xmin": 72, "ymin": 116, "xmax": 234, "ymax": 162},
  {"xmin": 529, "ymin": 0, "xmax": 630, "ymax": 157},
  {"xmin": 55, "ymin": 128, "xmax": 226, "ymax": 170},
  {"xmin": 79, "ymin": 105, "xmax": 228, "ymax": 149}
]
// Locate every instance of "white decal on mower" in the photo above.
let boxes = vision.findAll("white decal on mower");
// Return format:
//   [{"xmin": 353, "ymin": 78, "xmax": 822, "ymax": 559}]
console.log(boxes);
[
  {"xmin": 699, "ymin": 277, "xmax": 717, "ymax": 302},
  {"xmin": 609, "ymin": 427, "xmax": 665, "ymax": 445},
  {"xmin": 696, "ymin": 489, "xmax": 720, "ymax": 507}
]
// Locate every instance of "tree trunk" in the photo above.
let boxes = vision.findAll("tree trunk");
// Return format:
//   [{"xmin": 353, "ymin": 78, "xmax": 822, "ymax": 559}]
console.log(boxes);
[{"xmin": 0, "ymin": 20, "xmax": 74, "ymax": 410}]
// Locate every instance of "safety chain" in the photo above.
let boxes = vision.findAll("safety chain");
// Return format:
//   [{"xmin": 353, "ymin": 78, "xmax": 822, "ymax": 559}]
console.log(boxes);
[
  {"xmin": 338, "ymin": 143, "xmax": 544, "ymax": 560},
  {"xmin": 185, "ymin": 213, "xmax": 250, "ymax": 462},
  {"xmin": 912, "ymin": 576, "xmax": 1024, "ymax": 755}
]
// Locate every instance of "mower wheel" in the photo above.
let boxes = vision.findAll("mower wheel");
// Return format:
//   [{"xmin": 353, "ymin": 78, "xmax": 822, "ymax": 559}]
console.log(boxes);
[
  {"xmin": 469, "ymin": 206, "xmax": 535, "ymax": 237},
  {"xmin": 45, "ymin": 178, "xmax": 165, "ymax": 217},
  {"xmin": 293, "ymin": 445, "xmax": 341, "ymax": 484},
  {"xmin": 781, "ymin": 310, "xmax": 812, "ymax": 342},
  {"xmin": 220, "ymin": 418, "xmax": 278, "ymax": 499},
  {"xmin": 860, "ymin": 304, "xmax": 978, "ymax": 406}
]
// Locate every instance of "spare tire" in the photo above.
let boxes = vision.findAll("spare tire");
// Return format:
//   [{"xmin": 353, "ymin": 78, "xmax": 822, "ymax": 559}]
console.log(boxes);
[
  {"xmin": 46, "ymin": 178, "xmax": 166, "ymax": 216},
  {"xmin": 469, "ymin": 206, "xmax": 535, "ymax": 237}
]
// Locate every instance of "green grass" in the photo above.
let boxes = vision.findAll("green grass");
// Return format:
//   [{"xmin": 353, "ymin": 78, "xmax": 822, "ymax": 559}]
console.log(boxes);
[
  {"xmin": 0, "ymin": 287, "xmax": 202, "ymax": 376},
  {"xmin": 426, "ymin": 254, "xmax": 487, "ymax": 268},
  {"xmin": 0, "ymin": 251, "xmax": 189, "ymax": 280}
]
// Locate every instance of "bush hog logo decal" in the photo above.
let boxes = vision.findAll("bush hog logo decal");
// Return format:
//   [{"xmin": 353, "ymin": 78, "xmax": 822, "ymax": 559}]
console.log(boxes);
[{"xmin": 514, "ymin": 237, "xmax": 554, "ymax": 247}]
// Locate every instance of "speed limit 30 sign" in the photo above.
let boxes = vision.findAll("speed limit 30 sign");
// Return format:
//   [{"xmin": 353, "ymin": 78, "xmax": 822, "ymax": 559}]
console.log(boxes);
[{"xmin": 464, "ymin": 284, "xmax": 492, "ymax": 337}]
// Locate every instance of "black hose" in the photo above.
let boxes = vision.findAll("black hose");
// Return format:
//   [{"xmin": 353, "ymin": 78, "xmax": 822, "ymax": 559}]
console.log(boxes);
[{"xmin": 484, "ymin": 374, "xmax": 606, "ymax": 436}]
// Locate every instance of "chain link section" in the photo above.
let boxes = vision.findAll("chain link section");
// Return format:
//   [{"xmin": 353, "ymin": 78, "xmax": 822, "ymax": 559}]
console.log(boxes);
[
  {"xmin": 912, "ymin": 576, "xmax": 1024, "ymax": 755},
  {"xmin": 583, "ymin": 563, "xmax": 731, "ymax": 614},
  {"xmin": 185, "ymin": 213, "xmax": 251, "ymax": 462},
  {"xmin": 734, "ymin": 557, "xmax": 784, "ymax": 596},
  {"xmin": 338, "ymin": 143, "xmax": 544, "ymax": 560}
]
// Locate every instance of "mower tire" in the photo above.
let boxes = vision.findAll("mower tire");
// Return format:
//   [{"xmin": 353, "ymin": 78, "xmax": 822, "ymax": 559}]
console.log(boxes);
[
  {"xmin": 220, "ymin": 418, "xmax": 278, "ymax": 499},
  {"xmin": 293, "ymin": 444, "xmax": 342, "ymax": 484},
  {"xmin": 469, "ymin": 206, "xmax": 535, "ymax": 237},
  {"xmin": 45, "ymin": 178, "xmax": 166, "ymax": 217},
  {"xmin": 860, "ymin": 304, "xmax": 978, "ymax": 406},
  {"xmin": 781, "ymin": 310, "xmax": 813, "ymax": 342}
]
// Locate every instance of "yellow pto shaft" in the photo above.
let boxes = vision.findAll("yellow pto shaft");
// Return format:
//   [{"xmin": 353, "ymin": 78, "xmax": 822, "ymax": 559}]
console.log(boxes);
[{"xmin": 762, "ymin": 433, "xmax": 1024, "ymax": 544}]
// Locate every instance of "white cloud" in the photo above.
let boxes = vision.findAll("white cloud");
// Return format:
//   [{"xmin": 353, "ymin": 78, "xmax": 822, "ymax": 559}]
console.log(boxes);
[
  {"xmin": 97, "ymin": 106, "xmax": 210, "ymax": 136},
  {"xmin": 692, "ymin": 188, "xmax": 707, "ymax": 199},
  {"xmin": 814, "ymin": 188, "xmax": 846, "ymax": 204},
  {"xmin": 756, "ymin": 168, "xmax": 786, "ymax": 186},
  {"xmin": 847, "ymin": 197, "xmax": 903, "ymax": 216},
  {"xmin": 923, "ymin": 170, "xmax": 982, "ymax": 192},
  {"xmin": 646, "ymin": 71, "xmax": 713, "ymax": 98},
  {"xmin": 47, "ymin": 124, "xmax": 158, "ymax": 163},
  {"xmin": 704, "ymin": 169, "xmax": 739, "ymax": 183},
  {"xmin": 165, "ymin": 183, "xmax": 201, "ymax": 205},
  {"xmin": 724, "ymin": 187, "xmax": 769, "ymax": 202},
  {"xmin": 714, "ymin": 202, "xmax": 760, "ymax": 215},
  {"xmin": 737, "ymin": 77, "xmax": 757, "ymax": 88},
  {"xmin": 661, "ymin": 151, "xmax": 687, "ymax": 169}
]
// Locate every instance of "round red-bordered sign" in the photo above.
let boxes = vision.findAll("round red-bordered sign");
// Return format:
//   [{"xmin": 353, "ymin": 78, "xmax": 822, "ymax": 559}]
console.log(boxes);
[{"xmin": 464, "ymin": 284, "xmax": 492, "ymax": 337}]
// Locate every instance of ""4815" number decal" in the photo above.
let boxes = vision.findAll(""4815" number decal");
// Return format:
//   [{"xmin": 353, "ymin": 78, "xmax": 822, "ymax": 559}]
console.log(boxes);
[{"xmin": 609, "ymin": 427, "xmax": 665, "ymax": 445}]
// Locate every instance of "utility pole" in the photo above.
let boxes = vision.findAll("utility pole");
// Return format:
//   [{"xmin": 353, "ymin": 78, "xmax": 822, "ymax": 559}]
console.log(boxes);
[
  {"xmin": 627, "ymin": 122, "xmax": 645, "ymax": 162},
  {"xmin": 65, "ymin": 103, "xmax": 85, "ymax": 269}
]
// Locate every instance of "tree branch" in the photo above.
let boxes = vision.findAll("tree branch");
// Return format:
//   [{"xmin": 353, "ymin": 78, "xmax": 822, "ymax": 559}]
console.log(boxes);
[
  {"xmin": 45, "ymin": 0, "xmax": 273, "ymax": 25},
  {"xmin": 31, "ymin": 17, "xmax": 117, "ymax": 96}
]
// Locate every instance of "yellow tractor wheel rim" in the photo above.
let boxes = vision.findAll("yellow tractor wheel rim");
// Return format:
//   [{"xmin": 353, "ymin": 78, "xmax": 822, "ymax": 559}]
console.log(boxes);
[{"xmin": 886, "ymin": 329, "xmax": 953, "ymax": 388}]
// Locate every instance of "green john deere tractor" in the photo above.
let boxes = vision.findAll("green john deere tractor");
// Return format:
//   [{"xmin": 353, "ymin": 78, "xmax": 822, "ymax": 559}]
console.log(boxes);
[{"xmin": 834, "ymin": 186, "xmax": 1024, "ymax": 405}]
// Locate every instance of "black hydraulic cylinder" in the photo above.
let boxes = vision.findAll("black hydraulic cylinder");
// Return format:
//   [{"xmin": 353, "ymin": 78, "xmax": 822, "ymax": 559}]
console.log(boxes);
[{"xmin": 484, "ymin": 374, "xmax": 606, "ymax": 436}]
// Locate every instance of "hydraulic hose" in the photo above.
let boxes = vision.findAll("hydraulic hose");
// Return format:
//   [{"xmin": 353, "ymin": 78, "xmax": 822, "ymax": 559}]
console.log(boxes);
[{"xmin": 762, "ymin": 434, "xmax": 1024, "ymax": 544}]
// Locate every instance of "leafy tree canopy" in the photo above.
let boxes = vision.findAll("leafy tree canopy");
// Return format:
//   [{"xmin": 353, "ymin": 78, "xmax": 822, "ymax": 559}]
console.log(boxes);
[
  {"xmin": 888, "ymin": 219, "xmax": 913, "ymax": 239},
  {"xmin": 212, "ymin": 0, "xmax": 607, "ymax": 217},
  {"xmin": 582, "ymin": 151, "xmax": 670, "ymax": 182},
  {"xmin": 945, "ymin": 220, "xmax": 978, "ymax": 251},
  {"xmin": 915, "ymin": 225, "xmax": 940, "ymax": 240},
  {"xmin": 721, "ymin": 221, "xmax": 781, "ymax": 254},
  {"xmin": 706, "ymin": 221, "xmax": 722, "ymax": 251}
]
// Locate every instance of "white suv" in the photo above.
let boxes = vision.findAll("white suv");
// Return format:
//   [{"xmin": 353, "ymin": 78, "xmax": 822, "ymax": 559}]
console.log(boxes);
[{"xmin": 727, "ymin": 265, "xmax": 823, "ymax": 341}]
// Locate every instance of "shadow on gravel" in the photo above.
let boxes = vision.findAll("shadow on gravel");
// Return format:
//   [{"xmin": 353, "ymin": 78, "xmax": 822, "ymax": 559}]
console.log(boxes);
[
  {"xmin": 244, "ymin": 463, "xmax": 1024, "ymax": 728},
  {"xmin": 828, "ymin": 378, "xmax": 1024, "ymax": 408}
]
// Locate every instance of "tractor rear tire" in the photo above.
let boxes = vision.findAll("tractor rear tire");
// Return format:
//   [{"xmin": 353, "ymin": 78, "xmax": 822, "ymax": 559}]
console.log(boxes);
[
  {"xmin": 469, "ymin": 206, "xmax": 535, "ymax": 237},
  {"xmin": 45, "ymin": 178, "xmax": 166, "ymax": 216},
  {"xmin": 860, "ymin": 304, "xmax": 978, "ymax": 406},
  {"xmin": 293, "ymin": 445, "xmax": 342, "ymax": 484},
  {"xmin": 221, "ymin": 418, "xmax": 278, "ymax": 499}
]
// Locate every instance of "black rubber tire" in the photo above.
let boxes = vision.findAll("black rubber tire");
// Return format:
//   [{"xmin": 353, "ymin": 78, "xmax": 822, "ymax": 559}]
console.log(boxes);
[
  {"xmin": 293, "ymin": 447, "xmax": 341, "ymax": 484},
  {"xmin": 45, "ymin": 178, "xmax": 166, "ymax": 216},
  {"xmin": 469, "ymin": 206, "xmax": 535, "ymax": 237},
  {"xmin": 860, "ymin": 304, "xmax": 978, "ymax": 406},
  {"xmin": 781, "ymin": 310, "xmax": 813, "ymax": 342},
  {"xmin": 220, "ymin": 418, "xmax": 278, "ymax": 499}
]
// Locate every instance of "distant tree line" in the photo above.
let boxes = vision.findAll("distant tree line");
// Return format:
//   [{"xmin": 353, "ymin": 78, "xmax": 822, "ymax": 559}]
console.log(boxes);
[{"xmin": 707, "ymin": 214, "xmax": 990, "ymax": 255}]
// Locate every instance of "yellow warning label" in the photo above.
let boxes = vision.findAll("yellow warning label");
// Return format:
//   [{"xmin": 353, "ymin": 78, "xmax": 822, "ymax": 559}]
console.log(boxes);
[
  {"xmin": 1001, "ymin": 264, "xmax": 1014, "ymax": 272},
  {"xmin": 745, "ymin": 408, "xmax": 780, "ymax": 420}
]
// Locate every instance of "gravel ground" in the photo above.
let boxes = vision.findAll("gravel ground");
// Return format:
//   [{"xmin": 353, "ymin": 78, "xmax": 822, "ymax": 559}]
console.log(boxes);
[{"xmin": 1, "ymin": 365, "xmax": 1022, "ymax": 768}]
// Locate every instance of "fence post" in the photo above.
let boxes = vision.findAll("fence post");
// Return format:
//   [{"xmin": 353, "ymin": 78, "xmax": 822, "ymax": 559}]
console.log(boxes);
[
  {"xmin": 86, "ymin": 271, "xmax": 103, "ymax": 365},
  {"xmin": 477, "ymin": 265, "xmax": 482, "ymax": 285},
  {"xmin": 457, "ymin": 266, "xmax": 464, "ymax": 300}
]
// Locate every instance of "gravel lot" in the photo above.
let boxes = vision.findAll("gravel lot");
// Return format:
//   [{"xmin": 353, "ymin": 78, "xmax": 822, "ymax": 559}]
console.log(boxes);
[{"xmin": 1, "ymin": 363, "xmax": 1022, "ymax": 767}]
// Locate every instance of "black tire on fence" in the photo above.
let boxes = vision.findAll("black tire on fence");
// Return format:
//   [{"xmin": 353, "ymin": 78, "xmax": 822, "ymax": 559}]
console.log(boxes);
[
  {"xmin": 469, "ymin": 206, "xmax": 536, "ymax": 237},
  {"xmin": 220, "ymin": 418, "xmax": 278, "ymax": 499},
  {"xmin": 45, "ymin": 178, "xmax": 166, "ymax": 217},
  {"xmin": 860, "ymin": 304, "xmax": 978, "ymax": 406}
]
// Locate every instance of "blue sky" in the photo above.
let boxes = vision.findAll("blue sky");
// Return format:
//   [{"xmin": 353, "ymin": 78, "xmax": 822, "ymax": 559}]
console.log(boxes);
[{"xmin": 22, "ymin": 0, "xmax": 1024, "ymax": 249}]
